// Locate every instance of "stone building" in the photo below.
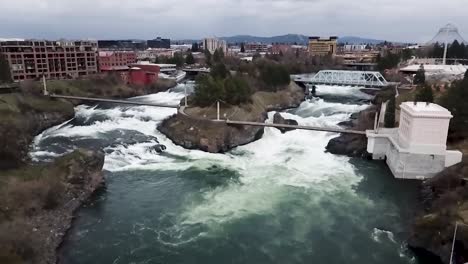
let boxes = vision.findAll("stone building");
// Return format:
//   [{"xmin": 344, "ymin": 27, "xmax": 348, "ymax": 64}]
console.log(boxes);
[{"xmin": 366, "ymin": 102, "xmax": 462, "ymax": 179}]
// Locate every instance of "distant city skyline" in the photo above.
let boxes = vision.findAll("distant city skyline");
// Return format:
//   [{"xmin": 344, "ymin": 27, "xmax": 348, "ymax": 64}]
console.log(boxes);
[{"xmin": 1, "ymin": 0, "xmax": 467, "ymax": 43}]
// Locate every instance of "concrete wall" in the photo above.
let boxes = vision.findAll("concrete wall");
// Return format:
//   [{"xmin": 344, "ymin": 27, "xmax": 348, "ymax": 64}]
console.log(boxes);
[{"xmin": 386, "ymin": 143, "xmax": 446, "ymax": 179}]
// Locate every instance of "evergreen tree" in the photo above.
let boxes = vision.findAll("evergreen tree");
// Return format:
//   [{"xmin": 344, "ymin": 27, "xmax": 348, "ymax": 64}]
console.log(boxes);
[
  {"xmin": 210, "ymin": 63, "xmax": 229, "ymax": 79},
  {"xmin": 240, "ymin": 43, "xmax": 245, "ymax": 53},
  {"xmin": 415, "ymin": 84, "xmax": 434, "ymax": 103},
  {"xmin": 213, "ymin": 48, "xmax": 224, "ymax": 63},
  {"xmin": 204, "ymin": 49, "xmax": 212, "ymax": 66},
  {"xmin": 0, "ymin": 53, "xmax": 12, "ymax": 83},
  {"xmin": 376, "ymin": 52, "xmax": 400, "ymax": 72},
  {"xmin": 440, "ymin": 71, "xmax": 468, "ymax": 136},
  {"xmin": 193, "ymin": 74, "xmax": 224, "ymax": 106},
  {"xmin": 224, "ymin": 76, "xmax": 252, "ymax": 105},
  {"xmin": 413, "ymin": 64, "xmax": 426, "ymax": 85},
  {"xmin": 170, "ymin": 52, "xmax": 185, "ymax": 67},
  {"xmin": 185, "ymin": 52, "xmax": 195, "ymax": 65},
  {"xmin": 384, "ymin": 93, "xmax": 396, "ymax": 128}
]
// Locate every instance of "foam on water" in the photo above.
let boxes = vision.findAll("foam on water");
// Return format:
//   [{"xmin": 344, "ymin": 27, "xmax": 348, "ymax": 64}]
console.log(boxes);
[
  {"xmin": 315, "ymin": 85, "xmax": 374, "ymax": 100},
  {"xmin": 32, "ymin": 86, "xmax": 413, "ymax": 261}
]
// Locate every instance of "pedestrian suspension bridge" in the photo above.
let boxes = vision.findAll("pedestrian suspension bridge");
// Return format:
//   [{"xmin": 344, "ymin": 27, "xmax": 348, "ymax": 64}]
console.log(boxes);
[{"xmin": 43, "ymin": 77, "xmax": 366, "ymax": 136}]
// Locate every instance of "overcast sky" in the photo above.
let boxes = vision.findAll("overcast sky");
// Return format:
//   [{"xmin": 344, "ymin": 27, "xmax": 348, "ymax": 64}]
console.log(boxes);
[{"xmin": 1, "ymin": 0, "xmax": 467, "ymax": 43}]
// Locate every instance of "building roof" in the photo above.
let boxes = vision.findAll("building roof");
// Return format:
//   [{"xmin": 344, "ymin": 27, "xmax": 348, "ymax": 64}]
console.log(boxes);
[
  {"xmin": 400, "ymin": 64, "xmax": 468, "ymax": 75},
  {"xmin": 100, "ymin": 66, "xmax": 130, "ymax": 71},
  {"xmin": 401, "ymin": 102, "xmax": 453, "ymax": 118}
]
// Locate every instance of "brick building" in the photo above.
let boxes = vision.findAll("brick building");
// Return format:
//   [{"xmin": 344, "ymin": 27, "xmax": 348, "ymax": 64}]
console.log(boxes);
[
  {"xmin": 0, "ymin": 40, "xmax": 98, "ymax": 81},
  {"xmin": 98, "ymin": 51, "xmax": 137, "ymax": 71},
  {"xmin": 245, "ymin": 43, "xmax": 269, "ymax": 52}
]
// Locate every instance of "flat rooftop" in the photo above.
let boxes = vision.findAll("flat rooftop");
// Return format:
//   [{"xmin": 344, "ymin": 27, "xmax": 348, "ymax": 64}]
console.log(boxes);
[{"xmin": 401, "ymin": 102, "xmax": 452, "ymax": 118}]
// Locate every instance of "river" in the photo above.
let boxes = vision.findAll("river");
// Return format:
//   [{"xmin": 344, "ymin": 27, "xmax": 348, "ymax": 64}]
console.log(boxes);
[{"xmin": 31, "ymin": 84, "xmax": 421, "ymax": 264}]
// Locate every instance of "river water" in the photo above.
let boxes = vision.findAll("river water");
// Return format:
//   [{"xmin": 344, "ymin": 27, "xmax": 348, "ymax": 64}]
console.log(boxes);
[{"xmin": 31, "ymin": 84, "xmax": 421, "ymax": 264}]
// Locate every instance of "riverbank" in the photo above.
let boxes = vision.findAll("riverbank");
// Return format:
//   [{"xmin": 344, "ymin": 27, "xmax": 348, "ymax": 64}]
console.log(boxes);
[
  {"xmin": 0, "ymin": 76, "xmax": 178, "ymax": 263},
  {"xmin": 158, "ymin": 82, "xmax": 305, "ymax": 153},
  {"xmin": 0, "ymin": 149, "xmax": 105, "ymax": 263}
]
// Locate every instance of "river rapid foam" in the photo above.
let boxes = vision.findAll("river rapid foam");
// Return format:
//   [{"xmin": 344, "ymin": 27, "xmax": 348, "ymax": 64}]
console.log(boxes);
[{"xmin": 31, "ymin": 85, "xmax": 419, "ymax": 264}]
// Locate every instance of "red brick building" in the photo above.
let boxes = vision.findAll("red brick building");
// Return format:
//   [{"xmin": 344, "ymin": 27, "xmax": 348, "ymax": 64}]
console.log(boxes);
[
  {"xmin": 0, "ymin": 40, "xmax": 98, "ymax": 81},
  {"xmin": 98, "ymin": 51, "xmax": 137, "ymax": 71},
  {"xmin": 128, "ymin": 63, "xmax": 160, "ymax": 86}
]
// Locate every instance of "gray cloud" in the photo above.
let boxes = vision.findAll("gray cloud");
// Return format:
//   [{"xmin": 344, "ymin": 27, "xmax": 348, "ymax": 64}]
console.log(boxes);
[{"xmin": 1, "ymin": 0, "xmax": 467, "ymax": 42}]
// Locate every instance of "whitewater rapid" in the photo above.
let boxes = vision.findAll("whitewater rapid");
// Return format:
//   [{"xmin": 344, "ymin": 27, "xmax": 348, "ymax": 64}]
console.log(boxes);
[{"xmin": 31, "ymin": 84, "xmax": 417, "ymax": 264}]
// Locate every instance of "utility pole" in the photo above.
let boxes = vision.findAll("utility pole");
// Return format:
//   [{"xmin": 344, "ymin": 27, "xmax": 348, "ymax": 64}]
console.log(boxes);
[{"xmin": 217, "ymin": 100, "xmax": 220, "ymax": 121}]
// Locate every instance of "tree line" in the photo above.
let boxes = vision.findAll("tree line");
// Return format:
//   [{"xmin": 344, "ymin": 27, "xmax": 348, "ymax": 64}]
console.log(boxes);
[
  {"xmin": 429, "ymin": 41, "xmax": 468, "ymax": 59},
  {"xmin": 193, "ymin": 49, "xmax": 291, "ymax": 107}
]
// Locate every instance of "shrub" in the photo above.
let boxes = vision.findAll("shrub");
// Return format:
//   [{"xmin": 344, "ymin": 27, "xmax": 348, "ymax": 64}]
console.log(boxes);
[
  {"xmin": 415, "ymin": 85, "xmax": 434, "ymax": 103},
  {"xmin": 0, "ymin": 220, "xmax": 40, "ymax": 263}
]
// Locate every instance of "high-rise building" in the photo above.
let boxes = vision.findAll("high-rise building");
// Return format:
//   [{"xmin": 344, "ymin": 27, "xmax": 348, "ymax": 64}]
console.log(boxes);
[
  {"xmin": 203, "ymin": 38, "xmax": 227, "ymax": 54},
  {"xmin": 308, "ymin": 36, "xmax": 338, "ymax": 56},
  {"xmin": 0, "ymin": 40, "xmax": 98, "ymax": 81},
  {"xmin": 147, "ymin": 37, "xmax": 171, "ymax": 49}
]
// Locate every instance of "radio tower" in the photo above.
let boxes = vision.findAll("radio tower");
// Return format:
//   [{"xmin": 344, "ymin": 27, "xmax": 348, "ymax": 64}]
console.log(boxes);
[{"xmin": 428, "ymin": 24, "xmax": 467, "ymax": 65}]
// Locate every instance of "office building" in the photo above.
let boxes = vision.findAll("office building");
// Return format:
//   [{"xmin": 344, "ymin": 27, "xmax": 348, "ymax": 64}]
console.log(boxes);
[
  {"xmin": 97, "ymin": 40, "xmax": 146, "ymax": 51},
  {"xmin": 308, "ymin": 36, "xmax": 338, "ymax": 56},
  {"xmin": 147, "ymin": 37, "xmax": 171, "ymax": 49},
  {"xmin": 0, "ymin": 40, "xmax": 98, "ymax": 81}
]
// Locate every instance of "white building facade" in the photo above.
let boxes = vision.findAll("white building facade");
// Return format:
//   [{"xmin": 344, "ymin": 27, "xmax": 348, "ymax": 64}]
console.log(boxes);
[
  {"xmin": 366, "ymin": 102, "xmax": 462, "ymax": 179},
  {"xmin": 203, "ymin": 38, "xmax": 227, "ymax": 54}
]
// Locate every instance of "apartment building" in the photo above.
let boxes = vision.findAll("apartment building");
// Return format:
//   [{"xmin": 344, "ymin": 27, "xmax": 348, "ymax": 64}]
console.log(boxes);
[
  {"xmin": 0, "ymin": 40, "xmax": 98, "ymax": 81},
  {"xmin": 308, "ymin": 36, "xmax": 338, "ymax": 56},
  {"xmin": 203, "ymin": 38, "xmax": 227, "ymax": 54},
  {"xmin": 245, "ymin": 42, "xmax": 269, "ymax": 52}
]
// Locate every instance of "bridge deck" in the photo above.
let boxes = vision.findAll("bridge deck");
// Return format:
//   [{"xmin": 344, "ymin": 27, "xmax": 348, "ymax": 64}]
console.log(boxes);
[
  {"xmin": 50, "ymin": 94, "xmax": 179, "ymax": 108},
  {"xmin": 226, "ymin": 120, "xmax": 366, "ymax": 135}
]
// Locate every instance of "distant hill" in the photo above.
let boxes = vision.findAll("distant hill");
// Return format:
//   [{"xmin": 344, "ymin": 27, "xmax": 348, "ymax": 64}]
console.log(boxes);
[{"xmin": 174, "ymin": 34, "xmax": 388, "ymax": 45}]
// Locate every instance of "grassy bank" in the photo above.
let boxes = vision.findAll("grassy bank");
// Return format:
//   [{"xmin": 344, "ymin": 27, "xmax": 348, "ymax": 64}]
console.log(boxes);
[
  {"xmin": 21, "ymin": 75, "xmax": 177, "ymax": 100},
  {"xmin": 0, "ymin": 149, "xmax": 105, "ymax": 264}
]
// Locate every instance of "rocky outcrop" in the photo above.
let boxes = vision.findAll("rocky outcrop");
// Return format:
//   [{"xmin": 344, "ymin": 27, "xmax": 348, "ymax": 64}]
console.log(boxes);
[
  {"xmin": 0, "ymin": 149, "xmax": 105, "ymax": 264},
  {"xmin": 325, "ymin": 107, "xmax": 375, "ymax": 157},
  {"xmin": 408, "ymin": 159, "xmax": 468, "ymax": 264},
  {"xmin": 273, "ymin": 112, "xmax": 299, "ymax": 133},
  {"xmin": 158, "ymin": 83, "xmax": 305, "ymax": 153},
  {"xmin": 0, "ymin": 94, "xmax": 75, "ymax": 168}
]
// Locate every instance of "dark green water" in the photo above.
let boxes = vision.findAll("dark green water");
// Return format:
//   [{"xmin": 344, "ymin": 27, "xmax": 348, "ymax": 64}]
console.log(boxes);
[{"xmin": 31, "ymin": 86, "xmax": 421, "ymax": 264}]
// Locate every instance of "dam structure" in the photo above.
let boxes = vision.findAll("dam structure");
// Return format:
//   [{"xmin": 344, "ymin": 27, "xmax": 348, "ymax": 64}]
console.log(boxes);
[{"xmin": 366, "ymin": 102, "xmax": 462, "ymax": 180}]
